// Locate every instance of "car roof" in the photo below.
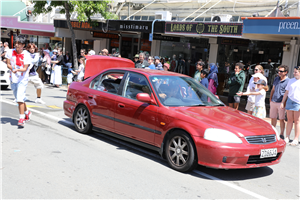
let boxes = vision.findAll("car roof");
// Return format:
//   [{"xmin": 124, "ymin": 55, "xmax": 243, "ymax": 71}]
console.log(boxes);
[{"xmin": 103, "ymin": 68, "xmax": 190, "ymax": 77}]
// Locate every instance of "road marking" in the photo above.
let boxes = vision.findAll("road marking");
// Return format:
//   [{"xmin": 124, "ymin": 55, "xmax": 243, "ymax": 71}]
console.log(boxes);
[
  {"xmin": 47, "ymin": 105, "xmax": 61, "ymax": 109},
  {"xmin": 26, "ymin": 105, "xmax": 43, "ymax": 108},
  {"xmin": 0, "ymin": 99, "xmax": 73, "ymax": 126},
  {"xmin": 194, "ymin": 171, "xmax": 269, "ymax": 199},
  {"xmin": 0, "ymin": 98, "xmax": 270, "ymax": 199}
]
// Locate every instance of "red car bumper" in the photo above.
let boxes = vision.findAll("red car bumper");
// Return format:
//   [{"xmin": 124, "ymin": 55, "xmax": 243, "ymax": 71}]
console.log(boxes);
[
  {"xmin": 194, "ymin": 137, "xmax": 286, "ymax": 169},
  {"xmin": 63, "ymin": 100, "xmax": 76, "ymax": 119}
]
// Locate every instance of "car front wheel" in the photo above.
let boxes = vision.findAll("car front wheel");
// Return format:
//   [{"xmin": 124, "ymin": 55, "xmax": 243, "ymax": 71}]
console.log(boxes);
[
  {"xmin": 165, "ymin": 131, "xmax": 197, "ymax": 172},
  {"xmin": 74, "ymin": 105, "xmax": 92, "ymax": 134}
]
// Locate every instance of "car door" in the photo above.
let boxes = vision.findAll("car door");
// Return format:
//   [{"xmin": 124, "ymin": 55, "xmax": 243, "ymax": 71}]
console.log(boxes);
[
  {"xmin": 114, "ymin": 72, "xmax": 158, "ymax": 145},
  {"xmin": 88, "ymin": 71, "xmax": 125, "ymax": 132}
]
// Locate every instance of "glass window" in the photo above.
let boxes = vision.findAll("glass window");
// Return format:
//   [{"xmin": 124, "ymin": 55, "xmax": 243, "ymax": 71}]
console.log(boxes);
[
  {"xmin": 96, "ymin": 72, "xmax": 125, "ymax": 94},
  {"xmin": 150, "ymin": 76, "xmax": 223, "ymax": 107},
  {"xmin": 123, "ymin": 73, "xmax": 151, "ymax": 99},
  {"xmin": 134, "ymin": 16, "xmax": 141, "ymax": 20},
  {"xmin": 142, "ymin": 16, "xmax": 148, "ymax": 20},
  {"xmin": 149, "ymin": 16, "xmax": 155, "ymax": 20},
  {"xmin": 89, "ymin": 75, "xmax": 101, "ymax": 90}
]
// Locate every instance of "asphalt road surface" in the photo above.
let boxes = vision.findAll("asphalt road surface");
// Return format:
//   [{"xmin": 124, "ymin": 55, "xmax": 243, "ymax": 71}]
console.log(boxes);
[{"xmin": 1, "ymin": 85, "xmax": 299, "ymax": 199}]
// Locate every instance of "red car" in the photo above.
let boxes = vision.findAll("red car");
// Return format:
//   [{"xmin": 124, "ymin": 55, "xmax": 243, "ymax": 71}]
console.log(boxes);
[{"xmin": 64, "ymin": 64, "xmax": 286, "ymax": 172}]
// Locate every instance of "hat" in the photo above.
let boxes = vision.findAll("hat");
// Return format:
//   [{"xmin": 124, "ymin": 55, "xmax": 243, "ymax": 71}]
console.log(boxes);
[
  {"xmin": 163, "ymin": 63, "xmax": 170, "ymax": 69},
  {"xmin": 252, "ymin": 73, "xmax": 264, "ymax": 79},
  {"xmin": 254, "ymin": 79, "xmax": 266, "ymax": 86},
  {"xmin": 154, "ymin": 56, "xmax": 160, "ymax": 60},
  {"xmin": 135, "ymin": 54, "xmax": 139, "ymax": 58},
  {"xmin": 53, "ymin": 49, "xmax": 58, "ymax": 52}
]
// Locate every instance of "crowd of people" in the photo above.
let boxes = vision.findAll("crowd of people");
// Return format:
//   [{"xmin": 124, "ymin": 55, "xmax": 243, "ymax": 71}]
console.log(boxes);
[{"xmin": 1, "ymin": 39, "xmax": 299, "ymax": 146}]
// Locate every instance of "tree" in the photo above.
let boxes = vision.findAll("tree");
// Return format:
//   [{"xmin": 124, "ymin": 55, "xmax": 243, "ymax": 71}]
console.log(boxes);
[{"xmin": 32, "ymin": 0, "xmax": 116, "ymax": 70}]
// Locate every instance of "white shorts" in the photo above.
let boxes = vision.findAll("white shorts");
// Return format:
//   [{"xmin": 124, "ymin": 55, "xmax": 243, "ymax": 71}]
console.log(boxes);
[
  {"xmin": 28, "ymin": 75, "xmax": 44, "ymax": 89},
  {"xmin": 67, "ymin": 73, "xmax": 73, "ymax": 84},
  {"xmin": 11, "ymin": 81, "xmax": 28, "ymax": 103}
]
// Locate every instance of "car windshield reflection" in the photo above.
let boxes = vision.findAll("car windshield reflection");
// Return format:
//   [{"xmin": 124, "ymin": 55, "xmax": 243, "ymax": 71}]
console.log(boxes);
[{"xmin": 150, "ymin": 76, "xmax": 224, "ymax": 107}]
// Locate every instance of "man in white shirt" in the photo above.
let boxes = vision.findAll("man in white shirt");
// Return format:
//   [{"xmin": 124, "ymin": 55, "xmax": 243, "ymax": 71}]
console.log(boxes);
[{"xmin": 5, "ymin": 38, "xmax": 32, "ymax": 127}]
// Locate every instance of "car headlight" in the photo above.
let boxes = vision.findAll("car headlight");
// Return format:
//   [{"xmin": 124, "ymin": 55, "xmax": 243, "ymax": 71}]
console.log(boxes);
[
  {"xmin": 204, "ymin": 128, "xmax": 243, "ymax": 143},
  {"xmin": 271, "ymin": 125, "xmax": 280, "ymax": 141}
]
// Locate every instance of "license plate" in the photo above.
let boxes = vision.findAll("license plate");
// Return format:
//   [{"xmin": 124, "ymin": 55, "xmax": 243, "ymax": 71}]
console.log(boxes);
[{"xmin": 260, "ymin": 148, "xmax": 277, "ymax": 158}]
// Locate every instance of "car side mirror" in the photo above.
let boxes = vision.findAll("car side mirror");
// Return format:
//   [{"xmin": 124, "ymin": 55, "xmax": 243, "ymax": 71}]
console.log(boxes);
[{"xmin": 136, "ymin": 93, "xmax": 156, "ymax": 105}]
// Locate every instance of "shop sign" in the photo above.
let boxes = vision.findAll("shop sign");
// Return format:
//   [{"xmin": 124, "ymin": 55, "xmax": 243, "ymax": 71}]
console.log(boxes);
[
  {"xmin": 243, "ymin": 18, "xmax": 300, "ymax": 35},
  {"xmin": 70, "ymin": 21, "xmax": 93, "ymax": 29},
  {"xmin": 21, "ymin": 30, "xmax": 55, "ymax": 37},
  {"xmin": 108, "ymin": 20, "xmax": 152, "ymax": 33},
  {"xmin": 93, "ymin": 32, "xmax": 119, "ymax": 39},
  {"xmin": 153, "ymin": 34, "xmax": 180, "ymax": 42},
  {"xmin": 165, "ymin": 22, "xmax": 243, "ymax": 36},
  {"xmin": 1, "ymin": 16, "xmax": 55, "ymax": 32}
]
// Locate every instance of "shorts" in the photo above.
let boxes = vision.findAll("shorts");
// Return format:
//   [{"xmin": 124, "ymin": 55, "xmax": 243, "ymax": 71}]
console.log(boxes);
[
  {"xmin": 253, "ymin": 106, "xmax": 266, "ymax": 119},
  {"xmin": 28, "ymin": 75, "xmax": 44, "ymax": 89},
  {"xmin": 270, "ymin": 101, "xmax": 286, "ymax": 119},
  {"xmin": 245, "ymin": 101, "xmax": 255, "ymax": 111},
  {"xmin": 228, "ymin": 95, "xmax": 240, "ymax": 103},
  {"xmin": 67, "ymin": 73, "xmax": 73, "ymax": 84},
  {"xmin": 11, "ymin": 81, "xmax": 28, "ymax": 103},
  {"xmin": 286, "ymin": 97, "xmax": 300, "ymax": 111}
]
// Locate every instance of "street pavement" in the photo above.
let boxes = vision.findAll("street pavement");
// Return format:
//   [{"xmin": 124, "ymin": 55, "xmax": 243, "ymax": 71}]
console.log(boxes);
[{"xmin": 1, "ymin": 83, "xmax": 299, "ymax": 199}]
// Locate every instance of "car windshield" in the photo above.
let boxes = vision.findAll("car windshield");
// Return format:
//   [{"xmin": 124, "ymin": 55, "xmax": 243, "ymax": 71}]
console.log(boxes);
[{"xmin": 150, "ymin": 76, "xmax": 224, "ymax": 107}]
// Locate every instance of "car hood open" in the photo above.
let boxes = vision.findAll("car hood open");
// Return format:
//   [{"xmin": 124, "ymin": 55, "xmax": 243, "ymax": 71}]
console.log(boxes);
[{"xmin": 171, "ymin": 106, "xmax": 274, "ymax": 137}]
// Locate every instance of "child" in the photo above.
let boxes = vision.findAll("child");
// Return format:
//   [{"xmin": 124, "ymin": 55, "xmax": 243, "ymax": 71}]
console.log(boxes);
[
  {"xmin": 67, "ymin": 63, "xmax": 77, "ymax": 88},
  {"xmin": 200, "ymin": 69, "xmax": 209, "ymax": 88},
  {"xmin": 237, "ymin": 79, "xmax": 269, "ymax": 119},
  {"xmin": 76, "ymin": 57, "xmax": 86, "ymax": 81}
]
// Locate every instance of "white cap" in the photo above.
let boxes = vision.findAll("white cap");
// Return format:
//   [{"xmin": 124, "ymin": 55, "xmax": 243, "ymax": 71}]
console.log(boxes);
[
  {"xmin": 252, "ymin": 73, "xmax": 264, "ymax": 79},
  {"xmin": 88, "ymin": 50, "xmax": 95, "ymax": 55},
  {"xmin": 53, "ymin": 49, "xmax": 58, "ymax": 52}
]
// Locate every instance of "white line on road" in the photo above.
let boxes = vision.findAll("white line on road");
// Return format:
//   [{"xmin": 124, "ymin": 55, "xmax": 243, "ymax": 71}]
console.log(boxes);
[{"xmin": 0, "ymin": 99, "xmax": 269, "ymax": 199}]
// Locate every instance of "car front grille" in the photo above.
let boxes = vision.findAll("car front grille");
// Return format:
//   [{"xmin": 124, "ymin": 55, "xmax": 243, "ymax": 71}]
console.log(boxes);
[
  {"xmin": 245, "ymin": 135, "xmax": 276, "ymax": 144},
  {"xmin": 247, "ymin": 153, "xmax": 281, "ymax": 164}
]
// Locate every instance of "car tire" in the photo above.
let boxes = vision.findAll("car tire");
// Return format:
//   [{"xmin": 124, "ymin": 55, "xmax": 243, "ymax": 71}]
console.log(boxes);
[
  {"xmin": 1, "ymin": 85, "xmax": 8, "ymax": 90},
  {"xmin": 165, "ymin": 130, "xmax": 197, "ymax": 172},
  {"xmin": 74, "ymin": 105, "xmax": 92, "ymax": 134}
]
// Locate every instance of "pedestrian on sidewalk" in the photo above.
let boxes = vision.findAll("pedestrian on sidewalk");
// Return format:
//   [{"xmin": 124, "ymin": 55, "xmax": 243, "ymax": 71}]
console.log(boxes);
[
  {"xmin": 228, "ymin": 62, "xmax": 246, "ymax": 110},
  {"xmin": 135, "ymin": 53, "xmax": 149, "ymax": 69},
  {"xmin": 50, "ymin": 48, "xmax": 63, "ymax": 88},
  {"xmin": 245, "ymin": 65, "xmax": 267, "ymax": 115},
  {"xmin": 237, "ymin": 79, "xmax": 269, "ymax": 119},
  {"xmin": 194, "ymin": 61, "xmax": 204, "ymax": 82},
  {"xmin": 163, "ymin": 63, "xmax": 170, "ymax": 71},
  {"xmin": 5, "ymin": 38, "xmax": 32, "ymax": 127},
  {"xmin": 76, "ymin": 57, "xmax": 86, "ymax": 82},
  {"xmin": 269, "ymin": 65, "xmax": 289, "ymax": 139},
  {"xmin": 207, "ymin": 63, "xmax": 218, "ymax": 95},
  {"xmin": 43, "ymin": 48, "xmax": 51, "ymax": 84},
  {"xmin": 67, "ymin": 63, "xmax": 76, "ymax": 88},
  {"xmin": 154, "ymin": 56, "xmax": 163, "ymax": 70},
  {"xmin": 280, "ymin": 66, "xmax": 300, "ymax": 146},
  {"xmin": 26, "ymin": 43, "xmax": 45, "ymax": 104},
  {"xmin": 147, "ymin": 56, "xmax": 155, "ymax": 69}
]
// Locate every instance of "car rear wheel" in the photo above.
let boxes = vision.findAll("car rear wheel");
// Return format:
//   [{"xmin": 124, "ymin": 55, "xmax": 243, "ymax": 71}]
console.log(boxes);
[
  {"xmin": 165, "ymin": 131, "xmax": 197, "ymax": 172},
  {"xmin": 74, "ymin": 105, "xmax": 92, "ymax": 134}
]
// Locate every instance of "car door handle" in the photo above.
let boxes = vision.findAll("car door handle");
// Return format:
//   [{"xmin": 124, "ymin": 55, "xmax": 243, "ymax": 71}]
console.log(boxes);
[
  {"xmin": 118, "ymin": 103, "xmax": 125, "ymax": 108},
  {"xmin": 88, "ymin": 95, "xmax": 93, "ymax": 99}
]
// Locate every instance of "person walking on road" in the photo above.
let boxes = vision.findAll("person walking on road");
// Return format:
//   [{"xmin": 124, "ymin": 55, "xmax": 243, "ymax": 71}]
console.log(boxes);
[
  {"xmin": 5, "ymin": 38, "xmax": 32, "ymax": 127},
  {"xmin": 245, "ymin": 65, "xmax": 267, "ymax": 115},
  {"xmin": 26, "ymin": 43, "xmax": 46, "ymax": 104},
  {"xmin": 269, "ymin": 65, "xmax": 289, "ymax": 139},
  {"xmin": 227, "ymin": 62, "xmax": 246, "ymax": 110},
  {"xmin": 280, "ymin": 66, "xmax": 300, "ymax": 146}
]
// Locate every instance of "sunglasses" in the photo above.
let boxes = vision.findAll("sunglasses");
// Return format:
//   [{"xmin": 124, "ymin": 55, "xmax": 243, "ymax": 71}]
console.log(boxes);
[
  {"xmin": 278, "ymin": 70, "xmax": 286, "ymax": 73},
  {"xmin": 295, "ymin": 66, "xmax": 300, "ymax": 70},
  {"xmin": 254, "ymin": 69, "xmax": 259, "ymax": 71}
]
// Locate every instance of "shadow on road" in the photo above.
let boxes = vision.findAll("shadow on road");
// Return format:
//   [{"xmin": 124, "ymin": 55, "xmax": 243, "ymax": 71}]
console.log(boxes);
[
  {"xmin": 57, "ymin": 120, "xmax": 274, "ymax": 181},
  {"xmin": 1, "ymin": 117, "xmax": 19, "ymax": 127}
]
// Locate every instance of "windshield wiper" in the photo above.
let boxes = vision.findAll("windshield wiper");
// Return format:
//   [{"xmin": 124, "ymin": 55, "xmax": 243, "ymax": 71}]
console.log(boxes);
[
  {"xmin": 213, "ymin": 103, "xmax": 225, "ymax": 106},
  {"xmin": 190, "ymin": 104, "xmax": 207, "ymax": 107}
]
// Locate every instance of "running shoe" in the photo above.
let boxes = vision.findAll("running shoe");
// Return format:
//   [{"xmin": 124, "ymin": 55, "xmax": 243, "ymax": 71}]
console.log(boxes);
[
  {"xmin": 25, "ymin": 111, "xmax": 32, "ymax": 122},
  {"xmin": 18, "ymin": 118, "xmax": 26, "ymax": 127}
]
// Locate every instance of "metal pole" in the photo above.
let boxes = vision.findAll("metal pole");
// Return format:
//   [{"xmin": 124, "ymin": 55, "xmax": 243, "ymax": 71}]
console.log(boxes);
[{"xmin": 128, "ymin": 2, "xmax": 130, "ymax": 20}]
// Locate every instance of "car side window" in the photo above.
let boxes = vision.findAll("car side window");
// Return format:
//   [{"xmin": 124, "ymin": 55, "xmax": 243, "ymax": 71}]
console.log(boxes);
[
  {"xmin": 123, "ymin": 73, "xmax": 151, "ymax": 100},
  {"xmin": 89, "ymin": 75, "xmax": 101, "ymax": 90},
  {"xmin": 98, "ymin": 72, "xmax": 124, "ymax": 94}
]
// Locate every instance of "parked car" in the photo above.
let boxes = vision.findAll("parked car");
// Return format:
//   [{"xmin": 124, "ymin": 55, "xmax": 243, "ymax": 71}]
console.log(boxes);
[
  {"xmin": 64, "ymin": 57, "xmax": 286, "ymax": 173},
  {"xmin": 0, "ymin": 61, "xmax": 10, "ymax": 90}
]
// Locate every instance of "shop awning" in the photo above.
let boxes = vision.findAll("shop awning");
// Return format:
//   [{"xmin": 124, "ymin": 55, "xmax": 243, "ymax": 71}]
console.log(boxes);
[{"xmin": 0, "ymin": 0, "xmax": 27, "ymax": 21}]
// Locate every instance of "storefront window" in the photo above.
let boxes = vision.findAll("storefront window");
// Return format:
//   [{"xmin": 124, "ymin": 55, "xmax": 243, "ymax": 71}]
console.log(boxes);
[
  {"xmin": 160, "ymin": 38, "xmax": 209, "ymax": 76},
  {"xmin": 37, "ymin": 36, "xmax": 50, "ymax": 49},
  {"xmin": 217, "ymin": 38, "xmax": 284, "ymax": 95}
]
